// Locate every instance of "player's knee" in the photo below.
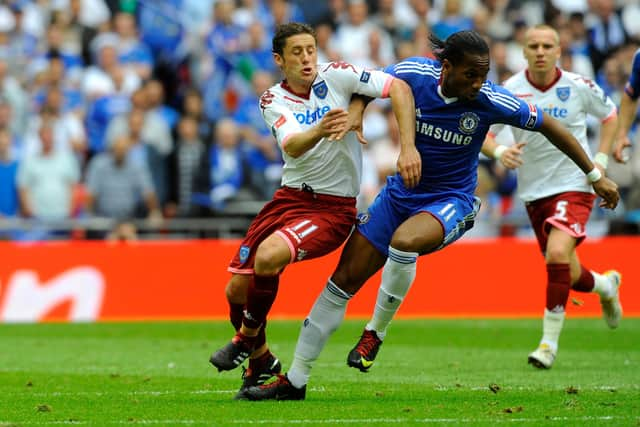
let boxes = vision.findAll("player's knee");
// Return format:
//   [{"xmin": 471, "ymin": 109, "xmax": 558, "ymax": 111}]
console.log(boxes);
[
  {"xmin": 390, "ymin": 234, "xmax": 424, "ymax": 253},
  {"xmin": 331, "ymin": 268, "xmax": 364, "ymax": 295},
  {"xmin": 225, "ymin": 277, "xmax": 248, "ymax": 304},
  {"xmin": 254, "ymin": 240, "xmax": 289, "ymax": 276},
  {"xmin": 545, "ymin": 245, "xmax": 570, "ymax": 264}
]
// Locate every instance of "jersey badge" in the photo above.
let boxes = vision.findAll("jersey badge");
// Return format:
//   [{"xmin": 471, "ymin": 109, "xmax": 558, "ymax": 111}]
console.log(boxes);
[
  {"xmin": 239, "ymin": 245, "xmax": 250, "ymax": 263},
  {"xmin": 556, "ymin": 86, "xmax": 570, "ymax": 102},
  {"xmin": 459, "ymin": 112, "xmax": 480, "ymax": 135},
  {"xmin": 360, "ymin": 71, "xmax": 370, "ymax": 83},
  {"xmin": 357, "ymin": 212, "xmax": 370, "ymax": 225},
  {"xmin": 312, "ymin": 81, "xmax": 328, "ymax": 99}
]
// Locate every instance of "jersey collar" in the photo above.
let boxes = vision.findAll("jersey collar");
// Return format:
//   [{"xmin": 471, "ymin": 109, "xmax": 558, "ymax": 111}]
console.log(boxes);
[
  {"xmin": 280, "ymin": 75, "xmax": 318, "ymax": 100},
  {"xmin": 525, "ymin": 67, "xmax": 562, "ymax": 92},
  {"xmin": 437, "ymin": 84, "xmax": 458, "ymax": 104}
]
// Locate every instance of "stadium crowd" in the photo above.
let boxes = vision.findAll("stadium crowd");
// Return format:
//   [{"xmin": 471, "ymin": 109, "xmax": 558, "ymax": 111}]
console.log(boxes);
[{"xmin": 0, "ymin": 0, "xmax": 638, "ymax": 240}]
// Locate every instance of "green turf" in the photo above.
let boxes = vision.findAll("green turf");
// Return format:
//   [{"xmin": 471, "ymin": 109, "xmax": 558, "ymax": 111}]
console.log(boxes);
[{"xmin": 0, "ymin": 319, "xmax": 638, "ymax": 426}]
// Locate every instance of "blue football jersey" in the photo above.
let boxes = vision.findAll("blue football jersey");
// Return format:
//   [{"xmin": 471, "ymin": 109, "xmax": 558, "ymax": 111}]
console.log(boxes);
[
  {"xmin": 625, "ymin": 48, "xmax": 640, "ymax": 100},
  {"xmin": 384, "ymin": 57, "xmax": 543, "ymax": 196}
]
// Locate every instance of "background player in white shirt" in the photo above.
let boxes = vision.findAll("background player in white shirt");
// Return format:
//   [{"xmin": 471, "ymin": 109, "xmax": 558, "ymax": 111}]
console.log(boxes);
[
  {"xmin": 482, "ymin": 25, "xmax": 623, "ymax": 369},
  {"xmin": 209, "ymin": 22, "xmax": 421, "ymax": 397}
]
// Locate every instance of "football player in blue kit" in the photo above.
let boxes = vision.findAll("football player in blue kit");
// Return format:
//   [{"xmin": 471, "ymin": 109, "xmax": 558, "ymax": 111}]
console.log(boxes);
[
  {"xmin": 241, "ymin": 30, "xmax": 620, "ymax": 401},
  {"xmin": 613, "ymin": 47, "xmax": 640, "ymax": 163}
]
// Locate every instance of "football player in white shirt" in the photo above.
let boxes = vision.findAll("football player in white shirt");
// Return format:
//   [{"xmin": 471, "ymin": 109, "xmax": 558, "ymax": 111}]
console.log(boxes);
[
  {"xmin": 209, "ymin": 22, "xmax": 421, "ymax": 397},
  {"xmin": 482, "ymin": 25, "xmax": 623, "ymax": 369}
]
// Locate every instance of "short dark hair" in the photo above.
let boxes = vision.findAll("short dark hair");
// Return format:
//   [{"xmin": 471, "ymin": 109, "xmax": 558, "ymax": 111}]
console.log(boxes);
[
  {"xmin": 272, "ymin": 22, "xmax": 316, "ymax": 55},
  {"xmin": 430, "ymin": 30, "xmax": 489, "ymax": 65}
]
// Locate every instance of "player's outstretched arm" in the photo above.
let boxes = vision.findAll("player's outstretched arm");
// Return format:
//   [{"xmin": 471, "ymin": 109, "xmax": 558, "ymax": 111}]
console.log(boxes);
[
  {"xmin": 593, "ymin": 113, "xmax": 618, "ymax": 172},
  {"xmin": 538, "ymin": 112, "xmax": 619, "ymax": 209},
  {"xmin": 612, "ymin": 92, "xmax": 637, "ymax": 163},
  {"xmin": 388, "ymin": 78, "xmax": 421, "ymax": 188}
]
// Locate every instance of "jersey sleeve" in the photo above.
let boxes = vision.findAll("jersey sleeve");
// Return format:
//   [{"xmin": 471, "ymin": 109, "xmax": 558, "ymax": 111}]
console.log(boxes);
[
  {"xmin": 625, "ymin": 48, "xmax": 640, "ymax": 100},
  {"xmin": 574, "ymin": 75, "xmax": 617, "ymax": 121},
  {"xmin": 320, "ymin": 61, "xmax": 394, "ymax": 99},
  {"xmin": 259, "ymin": 89, "xmax": 303, "ymax": 148},
  {"xmin": 488, "ymin": 83, "xmax": 543, "ymax": 131},
  {"xmin": 382, "ymin": 62, "xmax": 396, "ymax": 75},
  {"xmin": 382, "ymin": 57, "xmax": 432, "ymax": 92}
]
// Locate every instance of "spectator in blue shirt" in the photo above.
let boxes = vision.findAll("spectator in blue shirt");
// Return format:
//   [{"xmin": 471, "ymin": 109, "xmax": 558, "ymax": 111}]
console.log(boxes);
[
  {"xmin": 0, "ymin": 126, "xmax": 19, "ymax": 218},
  {"xmin": 145, "ymin": 78, "xmax": 179, "ymax": 130},
  {"xmin": 208, "ymin": 118, "xmax": 244, "ymax": 211},
  {"xmin": 431, "ymin": 0, "xmax": 474, "ymax": 41},
  {"xmin": 31, "ymin": 56, "xmax": 84, "ymax": 115},
  {"xmin": 202, "ymin": 0, "xmax": 246, "ymax": 122},
  {"xmin": 114, "ymin": 11, "xmax": 154, "ymax": 81},
  {"xmin": 137, "ymin": 0, "xmax": 186, "ymax": 66},
  {"xmin": 41, "ymin": 24, "xmax": 84, "ymax": 76},
  {"xmin": 84, "ymin": 90, "xmax": 131, "ymax": 156},
  {"xmin": 237, "ymin": 21, "xmax": 278, "ymax": 79}
]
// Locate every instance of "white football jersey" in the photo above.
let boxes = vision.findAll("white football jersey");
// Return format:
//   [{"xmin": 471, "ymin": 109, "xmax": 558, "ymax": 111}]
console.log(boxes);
[
  {"xmin": 491, "ymin": 69, "xmax": 616, "ymax": 202},
  {"xmin": 260, "ymin": 62, "xmax": 394, "ymax": 197}
]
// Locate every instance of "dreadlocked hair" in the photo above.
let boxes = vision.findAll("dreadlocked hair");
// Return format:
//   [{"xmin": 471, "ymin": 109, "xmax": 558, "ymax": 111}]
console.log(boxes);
[{"xmin": 429, "ymin": 30, "xmax": 489, "ymax": 65}]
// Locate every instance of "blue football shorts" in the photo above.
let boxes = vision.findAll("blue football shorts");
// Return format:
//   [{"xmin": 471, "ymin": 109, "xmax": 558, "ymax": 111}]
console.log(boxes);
[{"xmin": 357, "ymin": 176, "xmax": 481, "ymax": 257}]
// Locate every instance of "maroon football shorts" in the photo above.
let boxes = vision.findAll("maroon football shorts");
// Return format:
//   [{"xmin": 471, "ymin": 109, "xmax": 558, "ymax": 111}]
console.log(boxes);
[
  {"xmin": 526, "ymin": 191, "xmax": 596, "ymax": 252},
  {"xmin": 228, "ymin": 186, "xmax": 357, "ymax": 274}
]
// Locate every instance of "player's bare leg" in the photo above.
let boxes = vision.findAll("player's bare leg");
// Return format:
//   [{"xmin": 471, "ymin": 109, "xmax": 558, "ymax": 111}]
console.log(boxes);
[
  {"xmin": 210, "ymin": 275, "xmax": 281, "ymax": 398},
  {"xmin": 348, "ymin": 212, "xmax": 442, "ymax": 372},
  {"xmin": 243, "ymin": 231, "xmax": 386, "ymax": 400},
  {"xmin": 211, "ymin": 236, "xmax": 289, "ymax": 376}
]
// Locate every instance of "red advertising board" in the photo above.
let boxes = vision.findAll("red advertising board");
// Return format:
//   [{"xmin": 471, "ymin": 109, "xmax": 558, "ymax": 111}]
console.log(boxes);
[{"xmin": 0, "ymin": 238, "xmax": 637, "ymax": 322}]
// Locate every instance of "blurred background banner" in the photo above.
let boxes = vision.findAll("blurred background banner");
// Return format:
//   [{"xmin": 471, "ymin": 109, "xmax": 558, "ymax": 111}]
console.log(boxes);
[{"xmin": 0, "ymin": 238, "xmax": 637, "ymax": 323}]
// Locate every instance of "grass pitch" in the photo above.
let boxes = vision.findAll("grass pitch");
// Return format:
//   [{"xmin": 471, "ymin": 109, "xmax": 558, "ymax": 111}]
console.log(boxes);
[{"xmin": 0, "ymin": 319, "xmax": 638, "ymax": 426}]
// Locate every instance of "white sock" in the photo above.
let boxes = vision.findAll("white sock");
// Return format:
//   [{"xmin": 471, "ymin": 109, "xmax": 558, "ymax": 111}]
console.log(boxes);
[
  {"xmin": 592, "ymin": 271, "xmax": 612, "ymax": 298},
  {"xmin": 540, "ymin": 308, "xmax": 565, "ymax": 352},
  {"xmin": 366, "ymin": 246, "xmax": 418, "ymax": 340},
  {"xmin": 287, "ymin": 279, "xmax": 351, "ymax": 389}
]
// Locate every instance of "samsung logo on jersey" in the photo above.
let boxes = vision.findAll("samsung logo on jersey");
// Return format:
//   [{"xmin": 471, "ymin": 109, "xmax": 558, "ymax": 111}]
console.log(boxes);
[
  {"xmin": 295, "ymin": 106, "xmax": 330, "ymax": 125},
  {"xmin": 543, "ymin": 105, "xmax": 568, "ymax": 118},
  {"xmin": 417, "ymin": 121, "xmax": 473, "ymax": 145}
]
